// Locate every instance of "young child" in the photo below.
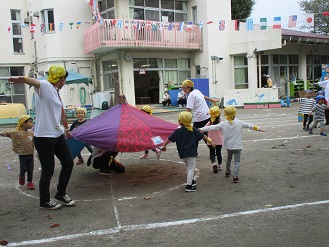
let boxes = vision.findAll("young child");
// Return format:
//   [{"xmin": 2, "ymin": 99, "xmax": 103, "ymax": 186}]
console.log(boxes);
[
  {"xmin": 162, "ymin": 91, "xmax": 172, "ymax": 107},
  {"xmin": 139, "ymin": 105, "xmax": 161, "ymax": 159},
  {"xmin": 308, "ymin": 95, "xmax": 329, "ymax": 136},
  {"xmin": 0, "ymin": 115, "xmax": 35, "ymax": 189},
  {"xmin": 162, "ymin": 111, "xmax": 214, "ymax": 192},
  {"xmin": 69, "ymin": 108, "xmax": 93, "ymax": 164},
  {"xmin": 199, "ymin": 106, "xmax": 266, "ymax": 183},
  {"xmin": 298, "ymin": 90, "xmax": 315, "ymax": 131},
  {"xmin": 204, "ymin": 106, "xmax": 223, "ymax": 173}
]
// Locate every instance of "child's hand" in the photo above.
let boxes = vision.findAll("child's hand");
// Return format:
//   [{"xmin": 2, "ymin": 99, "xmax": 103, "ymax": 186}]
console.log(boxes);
[
  {"xmin": 198, "ymin": 128, "xmax": 204, "ymax": 133},
  {"xmin": 259, "ymin": 129, "xmax": 267, "ymax": 132},
  {"xmin": 211, "ymin": 143, "xmax": 216, "ymax": 148},
  {"xmin": 162, "ymin": 146, "xmax": 167, "ymax": 151}
]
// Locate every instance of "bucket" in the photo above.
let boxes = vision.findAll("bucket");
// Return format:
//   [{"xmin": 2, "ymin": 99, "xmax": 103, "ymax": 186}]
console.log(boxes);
[{"xmin": 298, "ymin": 113, "xmax": 303, "ymax": 122}]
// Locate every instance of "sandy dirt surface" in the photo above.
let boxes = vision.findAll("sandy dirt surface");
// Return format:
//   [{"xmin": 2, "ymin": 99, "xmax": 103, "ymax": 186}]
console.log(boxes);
[{"xmin": 0, "ymin": 103, "xmax": 329, "ymax": 247}]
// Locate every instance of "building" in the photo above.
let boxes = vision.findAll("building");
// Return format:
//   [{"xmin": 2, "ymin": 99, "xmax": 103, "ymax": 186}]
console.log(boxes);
[{"xmin": 1, "ymin": 0, "xmax": 329, "ymax": 109}]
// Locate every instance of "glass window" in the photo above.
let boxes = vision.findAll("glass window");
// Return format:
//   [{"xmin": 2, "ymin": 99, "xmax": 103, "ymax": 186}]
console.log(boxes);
[
  {"xmin": 306, "ymin": 55, "xmax": 313, "ymax": 65},
  {"xmin": 161, "ymin": 11, "xmax": 174, "ymax": 22},
  {"xmin": 175, "ymin": 1, "xmax": 187, "ymax": 11},
  {"xmin": 313, "ymin": 55, "xmax": 320, "ymax": 65},
  {"xmin": 234, "ymin": 56, "xmax": 247, "ymax": 66},
  {"xmin": 0, "ymin": 67, "xmax": 25, "ymax": 105},
  {"xmin": 133, "ymin": 58, "xmax": 148, "ymax": 68},
  {"xmin": 272, "ymin": 55, "xmax": 279, "ymax": 64},
  {"xmin": 10, "ymin": 10, "xmax": 21, "ymax": 21},
  {"xmin": 99, "ymin": 0, "xmax": 107, "ymax": 11},
  {"xmin": 161, "ymin": 0, "xmax": 174, "ymax": 9},
  {"xmin": 164, "ymin": 59, "xmax": 177, "ymax": 68},
  {"xmin": 178, "ymin": 71, "xmax": 190, "ymax": 84},
  {"xmin": 175, "ymin": 12, "xmax": 187, "ymax": 22},
  {"xmin": 107, "ymin": 0, "xmax": 114, "ymax": 8},
  {"xmin": 289, "ymin": 55, "xmax": 298, "ymax": 64},
  {"xmin": 280, "ymin": 55, "xmax": 287, "ymax": 64},
  {"xmin": 145, "ymin": 0, "xmax": 159, "ymax": 7},
  {"xmin": 261, "ymin": 55, "xmax": 268, "ymax": 64},
  {"xmin": 12, "ymin": 23, "xmax": 22, "ymax": 35},
  {"xmin": 131, "ymin": 8, "xmax": 144, "ymax": 19},
  {"xmin": 13, "ymin": 38, "xmax": 23, "ymax": 53},
  {"xmin": 130, "ymin": 0, "xmax": 144, "ymax": 6},
  {"xmin": 178, "ymin": 58, "xmax": 189, "ymax": 68},
  {"xmin": 148, "ymin": 58, "xmax": 158, "ymax": 68},
  {"xmin": 41, "ymin": 9, "xmax": 55, "ymax": 33},
  {"xmin": 145, "ymin": 10, "xmax": 159, "ymax": 21}
]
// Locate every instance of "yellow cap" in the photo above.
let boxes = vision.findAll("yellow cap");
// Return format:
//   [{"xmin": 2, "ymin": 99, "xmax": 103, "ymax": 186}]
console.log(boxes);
[
  {"xmin": 209, "ymin": 106, "xmax": 220, "ymax": 123},
  {"xmin": 141, "ymin": 105, "xmax": 152, "ymax": 115},
  {"xmin": 47, "ymin": 66, "xmax": 67, "ymax": 84},
  {"xmin": 224, "ymin": 106, "xmax": 236, "ymax": 122},
  {"xmin": 182, "ymin": 79, "xmax": 194, "ymax": 88},
  {"xmin": 76, "ymin": 107, "xmax": 86, "ymax": 115},
  {"xmin": 17, "ymin": 115, "xmax": 31, "ymax": 130},
  {"xmin": 178, "ymin": 111, "xmax": 193, "ymax": 131}
]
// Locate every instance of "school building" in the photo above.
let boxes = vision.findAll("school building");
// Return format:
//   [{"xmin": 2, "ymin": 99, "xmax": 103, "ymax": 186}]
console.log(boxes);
[{"xmin": 1, "ymin": 0, "xmax": 329, "ymax": 110}]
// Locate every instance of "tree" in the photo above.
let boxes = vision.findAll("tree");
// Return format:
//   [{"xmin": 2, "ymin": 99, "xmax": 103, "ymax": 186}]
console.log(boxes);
[
  {"xmin": 231, "ymin": 0, "xmax": 255, "ymax": 20},
  {"xmin": 299, "ymin": 0, "xmax": 329, "ymax": 34}
]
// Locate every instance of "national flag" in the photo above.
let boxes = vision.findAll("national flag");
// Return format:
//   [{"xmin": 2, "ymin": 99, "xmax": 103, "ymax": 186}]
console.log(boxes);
[
  {"xmin": 178, "ymin": 22, "xmax": 184, "ymax": 31},
  {"xmin": 136, "ymin": 21, "xmax": 141, "ymax": 30},
  {"xmin": 288, "ymin": 15, "xmax": 297, "ymax": 28},
  {"xmin": 124, "ymin": 20, "xmax": 129, "ymax": 29},
  {"xmin": 40, "ymin": 24, "xmax": 45, "ymax": 32},
  {"xmin": 207, "ymin": 20, "xmax": 213, "ymax": 24},
  {"xmin": 273, "ymin": 17, "xmax": 281, "ymax": 29},
  {"xmin": 305, "ymin": 13, "xmax": 314, "ymax": 27},
  {"xmin": 168, "ymin": 22, "xmax": 173, "ymax": 31},
  {"xmin": 234, "ymin": 20, "xmax": 240, "ymax": 31},
  {"xmin": 116, "ymin": 20, "xmax": 122, "ymax": 28},
  {"xmin": 20, "ymin": 23, "xmax": 27, "ymax": 28},
  {"xmin": 59, "ymin": 22, "xmax": 64, "ymax": 32},
  {"xmin": 8, "ymin": 27, "xmax": 11, "ymax": 32},
  {"xmin": 219, "ymin": 20, "xmax": 225, "ymax": 31},
  {"xmin": 198, "ymin": 21, "xmax": 203, "ymax": 31},
  {"xmin": 159, "ymin": 22, "xmax": 165, "ymax": 30},
  {"xmin": 76, "ymin": 21, "xmax": 81, "ymax": 29},
  {"xmin": 246, "ymin": 18, "xmax": 254, "ymax": 31},
  {"xmin": 151, "ymin": 22, "xmax": 157, "ymax": 31},
  {"xmin": 30, "ymin": 23, "xmax": 35, "ymax": 33},
  {"xmin": 186, "ymin": 21, "xmax": 193, "ymax": 31},
  {"xmin": 260, "ymin": 18, "xmax": 267, "ymax": 30},
  {"xmin": 69, "ymin": 22, "xmax": 74, "ymax": 29},
  {"xmin": 89, "ymin": 0, "xmax": 96, "ymax": 10}
]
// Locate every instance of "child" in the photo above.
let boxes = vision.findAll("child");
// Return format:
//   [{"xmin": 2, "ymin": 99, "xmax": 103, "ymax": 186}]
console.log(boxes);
[
  {"xmin": 69, "ymin": 108, "xmax": 93, "ymax": 164},
  {"xmin": 162, "ymin": 91, "xmax": 172, "ymax": 107},
  {"xmin": 199, "ymin": 106, "xmax": 266, "ymax": 183},
  {"xmin": 139, "ymin": 105, "xmax": 161, "ymax": 159},
  {"xmin": 162, "ymin": 111, "xmax": 214, "ymax": 192},
  {"xmin": 0, "ymin": 115, "xmax": 35, "ymax": 189},
  {"xmin": 298, "ymin": 90, "xmax": 315, "ymax": 131},
  {"xmin": 204, "ymin": 106, "xmax": 223, "ymax": 173},
  {"xmin": 308, "ymin": 95, "xmax": 329, "ymax": 136}
]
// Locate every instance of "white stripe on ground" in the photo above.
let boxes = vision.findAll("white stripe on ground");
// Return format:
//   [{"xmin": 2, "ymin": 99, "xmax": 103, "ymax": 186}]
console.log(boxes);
[{"xmin": 8, "ymin": 199, "xmax": 329, "ymax": 246}]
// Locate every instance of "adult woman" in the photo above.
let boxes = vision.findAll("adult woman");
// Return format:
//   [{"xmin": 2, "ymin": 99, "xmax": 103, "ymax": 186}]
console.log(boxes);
[
  {"xmin": 182, "ymin": 79, "xmax": 218, "ymax": 148},
  {"xmin": 9, "ymin": 66, "xmax": 75, "ymax": 210}
]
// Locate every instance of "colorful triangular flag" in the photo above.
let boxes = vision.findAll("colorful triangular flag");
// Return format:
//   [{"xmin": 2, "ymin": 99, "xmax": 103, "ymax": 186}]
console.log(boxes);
[
  {"xmin": 59, "ymin": 22, "xmax": 64, "ymax": 32},
  {"xmin": 76, "ymin": 21, "xmax": 81, "ymax": 29},
  {"xmin": 219, "ymin": 20, "xmax": 225, "ymax": 31},
  {"xmin": 260, "ymin": 18, "xmax": 267, "ymax": 30}
]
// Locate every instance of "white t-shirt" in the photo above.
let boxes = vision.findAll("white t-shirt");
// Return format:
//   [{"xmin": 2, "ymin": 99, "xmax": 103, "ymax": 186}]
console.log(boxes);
[
  {"xmin": 200, "ymin": 119, "xmax": 259, "ymax": 150},
  {"xmin": 186, "ymin": 89, "xmax": 210, "ymax": 122},
  {"xmin": 34, "ymin": 80, "xmax": 64, "ymax": 138},
  {"xmin": 318, "ymin": 79, "xmax": 329, "ymax": 102}
]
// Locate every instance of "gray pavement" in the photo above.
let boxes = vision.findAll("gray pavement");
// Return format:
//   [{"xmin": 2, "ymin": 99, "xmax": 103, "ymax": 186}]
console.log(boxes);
[{"xmin": 1, "ymin": 103, "xmax": 329, "ymax": 247}]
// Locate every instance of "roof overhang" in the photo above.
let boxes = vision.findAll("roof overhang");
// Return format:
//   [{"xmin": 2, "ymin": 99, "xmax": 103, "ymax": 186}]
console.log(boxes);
[{"xmin": 281, "ymin": 29, "xmax": 329, "ymax": 45}]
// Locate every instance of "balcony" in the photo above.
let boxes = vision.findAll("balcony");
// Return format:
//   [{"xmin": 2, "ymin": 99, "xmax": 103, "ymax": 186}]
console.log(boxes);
[{"xmin": 84, "ymin": 19, "xmax": 202, "ymax": 54}]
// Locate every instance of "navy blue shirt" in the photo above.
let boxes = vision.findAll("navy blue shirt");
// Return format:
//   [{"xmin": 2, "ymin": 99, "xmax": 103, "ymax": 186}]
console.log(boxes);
[{"xmin": 168, "ymin": 126, "xmax": 204, "ymax": 159}]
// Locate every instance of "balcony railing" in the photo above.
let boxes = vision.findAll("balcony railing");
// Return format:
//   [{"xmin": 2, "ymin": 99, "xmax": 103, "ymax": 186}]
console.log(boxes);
[{"xmin": 84, "ymin": 19, "xmax": 202, "ymax": 54}]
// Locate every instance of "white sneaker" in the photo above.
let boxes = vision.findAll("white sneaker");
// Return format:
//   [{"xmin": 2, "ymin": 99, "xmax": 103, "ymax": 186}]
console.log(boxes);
[
  {"xmin": 155, "ymin": 148, "xmax": 161, "ymax": 159},
  {"xmin": 219, "ymin": 164, "xmax": 223, "ymax": 171},
  {"xmin": 139, "ymin": 153, "xmax": 149, "ymax": 159}
]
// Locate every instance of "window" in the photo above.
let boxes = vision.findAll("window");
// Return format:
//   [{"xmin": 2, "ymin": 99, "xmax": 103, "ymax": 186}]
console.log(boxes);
[
  {"xmin": 103, "ymin": 60, "xmax": 118, "ymax": 90},
  {"xmin": 99, "ymin": 0, "xmax": 115, "ymax": 19},
  {"xmin": 10, "ymin": 10, "xmax": 23, "ymax": 54},
  {"xmin": 129, "ymin": 0, "xmax": 187, "ymax": 22},
  {"xmin": 234, "ymin": 56, "xmax": 248, "ymax": 89},
  {"xmin": 0, "ymin": 67, "xmax": 26, "ymax": 105},
  {"xmin": 41, "ymin": 9, "xmax": 55, "ymax": 33}
]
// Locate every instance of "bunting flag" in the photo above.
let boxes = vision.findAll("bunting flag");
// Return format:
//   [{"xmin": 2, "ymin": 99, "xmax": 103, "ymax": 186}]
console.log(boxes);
[
  {"xmin": 168, "ymin": 22, "xmax": 173, "ymax": 31},
  {"xmin": 273, "ymin": 17, "xmax": 281, "ymax": 29},
  {"xmin": 124, "ymin": 20, "xmax": 129, "ymax": 29},
  {"xmin": 116, "ymin": 19, "xmax": 122, "ymax": 28},
  {"xmin": 186, "ymin": 21, "xmax": 193, "ymax": 31},
  {"xmin": 288, "ymin": 15, "xmax": 297, "ymax": 28},
  {"xmin": 30, "ymin": 23, "xmax": 35, "ymax": 33},
  {"xmin": 246, "ymin": 18, "xmax": 254, "ymax": 31},
  {"xmin": 8, "ymin": 27, "xmax": 11, "ymax": 32},
  {"xmin": 234, "ymin": 20, "xmax": 240, "ymax": 31},
  {"xmin": 305, "ymin": 13, "xmax": 314, "ymax": 27},
  {"xmin": 59, "ymin": 22, "xmax": 64, "ymax": 32},
  {"xmin": 198, "ymin": 21, "xmax": 203, "ymax": 31},
  {"xmin": 178, "ymin": 22, "xmax": 184, "ymax": 31},
  {"xmin": 207, "ymin": 20, "xmax": 213, "ymax": 24},
  {"xmin": 219, "ymin": 20, "xmax": 225, "ymax": 31},
  {"xmin": 151, "ymin": 22, "xmax": 157, "ymax": 31},
  {"xmin": 260, "ymin": 18, "xmax": 267, "ymax": 30},
  {"xmin": 69, "ymin": 22, "xmax": 74, "ymax": 29},
  {"xmin": 20, "ymin": 23, "xmax": 28, "ymax": 28},
  {"xmin": 40, "ymin": 24, "xmax": 45, "ymax": 33},
  {"xmin": 76, "ymin": 21, "xmax": 81, "ymax": 29}
]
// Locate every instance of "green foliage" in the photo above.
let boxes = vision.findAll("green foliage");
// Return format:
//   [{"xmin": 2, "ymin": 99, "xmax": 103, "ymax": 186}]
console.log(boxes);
[
  {"xmin": 299, "ymin": 0, "xmax": 329, "ymax": 34},
  {"xmin": 231, "ymin": 0, "xmax": 255, "ymax": 20}
]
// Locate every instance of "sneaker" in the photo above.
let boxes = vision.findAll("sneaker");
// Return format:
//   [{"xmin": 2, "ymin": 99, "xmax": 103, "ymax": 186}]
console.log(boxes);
[
  {"xmin": 27, "ymin": 182, "xmax": 35, "ymax": 190},
  {"xmin": 19, "ymin": 176, "xmax": 25, "ymax": 186},
  {"xmin": 76, "ymin": 159, "xmax": 84, "ymax": 165},
  {"xmin": 225, "ymin": 170, "xmax": 231, "ymax": 177},
  {"xmin": 212, "ymin": 163, "xmax": 218, "ymax": 174},
  {"xmin": 139, "ymin": 153, "xmax": 149, "ymax": 159},
  {"xmin": 233, "ymin": 176, "xmax": 239, "ymax": 183},
  {"xmin": 303, "ymin": 126, "xmax": 306, "ymax": 131},
  {"xmin": 55, "ymin": 194, "xmax": 75, "ymax": 206},
  {"xmin": 309, "ymin": 130, "xmax": 313, "ymax": 135},
  {"xmin": 192, "ymin": 179, "xmax": 197, "ymax": 186},
  {"xmin": 99, "ymin": 168, "xmax": 112, "ymax": 175},
  {"xmin": 155, "ymin": 148, "xmax": 162, "ymax": 159},
  {"xmin": 185, "ymin": 184, "xmax": 197, "ymax": 192},
  {"xmin": 306, "ymin": 126, "xmax": 310, "ymax": 131},
  {"xmin": 40, "ymin": 200, "xmax": 62, "ymax": 210},
  {"xmin": 219, "ymin": 164, "xmax": 223, "ymax": 171},
  {"xmin": 320, "ymin": 132, "xmax": 327, "ymax": 136}
]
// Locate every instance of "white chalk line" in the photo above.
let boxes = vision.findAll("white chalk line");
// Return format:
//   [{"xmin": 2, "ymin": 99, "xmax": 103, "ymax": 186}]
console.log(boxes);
[{"xmin": 7, "ymin": 199, "xmax": 329, "ymax": 246}]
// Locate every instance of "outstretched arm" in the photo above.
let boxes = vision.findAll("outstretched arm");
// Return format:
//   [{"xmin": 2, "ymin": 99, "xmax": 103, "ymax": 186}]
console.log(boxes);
[
  {"xmin": 8, "ymin": 77, "xmax": 40, "ymax": 89},
  {"xmin": 161, "ymin": 139, "xmax": 171, "ymax": 151}
]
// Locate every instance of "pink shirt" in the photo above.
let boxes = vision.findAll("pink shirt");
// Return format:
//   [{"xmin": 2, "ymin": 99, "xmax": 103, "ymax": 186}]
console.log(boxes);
[{"xmin": 205, "ymin": 121, "xmax": 223, "ymax": 145}]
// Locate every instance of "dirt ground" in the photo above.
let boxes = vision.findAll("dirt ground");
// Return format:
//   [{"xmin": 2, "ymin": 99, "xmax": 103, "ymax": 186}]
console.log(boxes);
[{"xmin": 1, "ymin": 102, "xmax": 329, "ymax": 247}]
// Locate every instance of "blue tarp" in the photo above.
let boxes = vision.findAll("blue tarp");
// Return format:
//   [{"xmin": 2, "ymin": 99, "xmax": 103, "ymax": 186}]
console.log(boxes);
[{"xmin": 37, "ymin": 70, "xmax": 92, "ymax": 86}]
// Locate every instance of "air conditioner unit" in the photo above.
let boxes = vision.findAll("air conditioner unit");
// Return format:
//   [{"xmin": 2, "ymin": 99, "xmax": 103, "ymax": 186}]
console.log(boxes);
[
  {"xmin": 33, "ymin": 11, "xmax": 39, "ymax": 17},
  {"xmin": 24, "ymin": 18, "xmax": 30, "ymax": 24}
]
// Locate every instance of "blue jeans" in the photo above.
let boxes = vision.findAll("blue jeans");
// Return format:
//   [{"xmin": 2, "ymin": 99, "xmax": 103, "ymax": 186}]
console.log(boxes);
[{"xmin": 34, "ymin": 134, "xmax": 74, "ymax": 204}]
